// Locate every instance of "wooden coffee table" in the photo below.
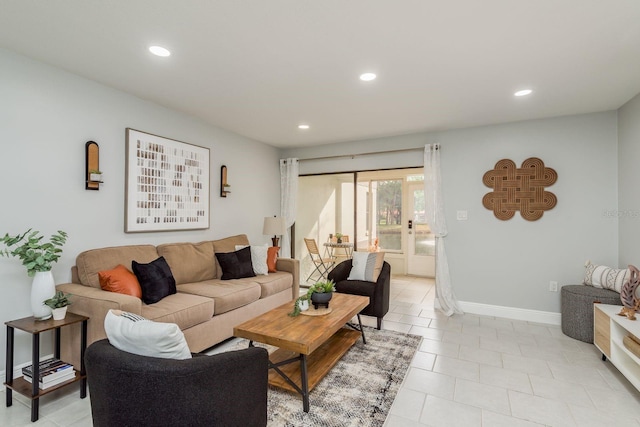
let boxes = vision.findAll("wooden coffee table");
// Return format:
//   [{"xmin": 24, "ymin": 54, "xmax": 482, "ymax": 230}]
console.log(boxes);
[{"xmin": 233, "ymin": 293, "xmax": 369, "ymax": 412}]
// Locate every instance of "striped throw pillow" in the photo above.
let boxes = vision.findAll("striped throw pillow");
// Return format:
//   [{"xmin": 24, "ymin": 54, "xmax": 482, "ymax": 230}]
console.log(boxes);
[
  {"xmin": 583, "ymin": 261, "xmax": 629, "ymax": 293},
  {"xmin": 348, "ymin": 252, "xmax": 385, "ymax": 282}
]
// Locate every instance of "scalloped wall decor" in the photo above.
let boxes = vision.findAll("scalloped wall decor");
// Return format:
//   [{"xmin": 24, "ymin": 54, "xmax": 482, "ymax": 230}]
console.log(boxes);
[{"xmin": 482, "ymin": 157, "xmax": 557, "ymax": 221}]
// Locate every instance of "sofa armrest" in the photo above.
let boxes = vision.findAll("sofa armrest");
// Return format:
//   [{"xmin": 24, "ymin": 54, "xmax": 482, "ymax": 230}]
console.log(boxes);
[
  {"xmin": 56, "ymin": 282, "xmax": 142, "ymax": 368},
  {"xmin": 276, "ymin": 257, "xmax": 300, "ymax": 299},
  {"xmin": 86, "ymin": 340, "xmax": 268, "ymax": 427}
]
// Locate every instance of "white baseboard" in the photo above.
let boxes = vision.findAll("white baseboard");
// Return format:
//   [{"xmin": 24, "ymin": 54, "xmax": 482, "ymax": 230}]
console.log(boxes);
[{"xmin": 459, "ymin": 301, "xmax": 561, "ymax": 325}]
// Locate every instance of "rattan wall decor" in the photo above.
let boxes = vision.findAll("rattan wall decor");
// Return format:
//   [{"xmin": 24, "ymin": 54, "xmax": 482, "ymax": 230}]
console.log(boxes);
[{"xmin": 482, "ymin": 157, "xmax": 557, "ymax": 221}]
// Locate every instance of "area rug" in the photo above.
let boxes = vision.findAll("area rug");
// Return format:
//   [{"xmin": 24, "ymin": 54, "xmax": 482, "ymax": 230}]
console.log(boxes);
[{"xmin": 234, "ymin": 327, "xmax": 421, "ymax": 427}]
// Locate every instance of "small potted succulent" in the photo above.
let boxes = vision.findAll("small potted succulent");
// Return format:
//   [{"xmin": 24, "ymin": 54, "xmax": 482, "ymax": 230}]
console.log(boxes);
[
  {"xmin": 43, "ymin": 291, "xmax": 72, "ymax": 320},
  {"xmin": 289, "ymin": 280, "xmax": 336, "ymax": 316},
  {"xmin": 89, "ymin": 170, "xmax": 103, "ymax": 182},
  {"xmin": 335, "ymin": 233, "xmax": 343, "ymax": 244}
]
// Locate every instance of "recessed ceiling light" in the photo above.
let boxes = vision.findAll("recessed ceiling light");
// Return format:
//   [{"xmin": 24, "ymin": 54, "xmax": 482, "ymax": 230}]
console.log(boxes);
[
  {"xmin": 149, "ymin": 46, "xmax": 171, "ymax": 57},
  {"xmin": 298, "ymin": 124, "xmax": 310, "ymax": 130},
  {"xmin": 514, "ymin": 89, "xmax": 533, "ymax": 97},
  {"xmin": 359, "ymin": 73, "xmax": 377, "ymax": 82}
]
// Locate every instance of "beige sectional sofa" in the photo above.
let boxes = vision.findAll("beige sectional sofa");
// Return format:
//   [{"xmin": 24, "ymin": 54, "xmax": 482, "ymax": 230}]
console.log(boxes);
[{"xmin": 57, "ymin": 234, "xmax": 299, "ymax": 367}]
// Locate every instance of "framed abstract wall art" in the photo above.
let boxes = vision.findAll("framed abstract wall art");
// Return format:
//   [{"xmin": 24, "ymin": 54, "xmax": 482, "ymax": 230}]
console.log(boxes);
[{"xmin": 125, "ymin": 128, "xmax": 210, "ymax": 232}]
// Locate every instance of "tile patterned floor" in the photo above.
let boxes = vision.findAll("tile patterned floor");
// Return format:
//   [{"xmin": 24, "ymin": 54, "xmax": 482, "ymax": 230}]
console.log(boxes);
[{"xmin": 2, "ymin": 275, "xmax": 639, "ymax": 426}]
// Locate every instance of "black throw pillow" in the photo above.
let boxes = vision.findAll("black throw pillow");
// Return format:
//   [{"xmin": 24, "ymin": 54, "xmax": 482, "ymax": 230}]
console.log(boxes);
[
  {"xmin": 132, "ymin": 256, "xmax": 177, "ymax": 304},
  {"xmin": 215, "ymin": 246, "xmax": 256, "ymax": 280}
]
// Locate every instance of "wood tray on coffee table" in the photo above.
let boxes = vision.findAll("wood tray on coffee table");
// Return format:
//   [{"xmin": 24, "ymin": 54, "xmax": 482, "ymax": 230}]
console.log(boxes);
[{"xmin": 233, "ymin": 293, "xmax": 369, "ymax": 413}]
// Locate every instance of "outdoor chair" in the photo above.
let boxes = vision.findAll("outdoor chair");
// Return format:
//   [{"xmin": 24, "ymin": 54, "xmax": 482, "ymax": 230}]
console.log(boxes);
[{"xmin": 304, "ymin": 237, "xmax": 336, "ymax": 281}]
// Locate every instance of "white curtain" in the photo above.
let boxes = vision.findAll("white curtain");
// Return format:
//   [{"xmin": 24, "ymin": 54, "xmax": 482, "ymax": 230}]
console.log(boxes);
[
  {"xmin": 280, "ymin": 158, "xmax": 299, "ymax": 258},
  {"xmin": 424, "ymin": 144, "xmax": 462, "ymax": 316}
]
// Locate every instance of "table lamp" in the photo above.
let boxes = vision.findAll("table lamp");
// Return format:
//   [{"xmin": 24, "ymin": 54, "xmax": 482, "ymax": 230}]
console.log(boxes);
[{"xmin": 263, "ymin": 216, "xmax": 286, "ymax": 247}]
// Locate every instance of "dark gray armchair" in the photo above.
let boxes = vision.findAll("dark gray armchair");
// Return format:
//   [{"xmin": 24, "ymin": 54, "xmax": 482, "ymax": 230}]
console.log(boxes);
[
  {"xmin": 85, "ymin": 339, "xmax": 268, "ymax": 427},
  {"xmin": 328, "ymin": 259, "xmax": 391, "ymax": 329}
]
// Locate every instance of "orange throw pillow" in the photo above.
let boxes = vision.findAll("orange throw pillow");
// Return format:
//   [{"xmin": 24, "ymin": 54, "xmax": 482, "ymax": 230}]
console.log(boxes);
[
  {"xmin": 98, "ymin": 264, "xmax": 142, "ymax": 298},
  {"xmin": 267, "ymin": 246, "xmax": 279, "ymax": 273}
]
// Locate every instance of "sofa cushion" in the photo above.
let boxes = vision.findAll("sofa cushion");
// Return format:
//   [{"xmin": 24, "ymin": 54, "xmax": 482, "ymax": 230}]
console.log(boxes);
[
  {"xmin": 348, "ymin": 252, "xmax": 385, "ymax": 282},
  {"xmin": 132, "ymin": 256, "xmax": 177, "ymax": 304},
  {"xmin": 98, "ymin": 264, "xmax": 142, "ymax": 298},
  {"xmin": 584, "ymin": 261, "xmax": 629, "ymax": 293},
  {"xmin": 76, "ymin": 245, "xmax": 159, "ymax": 289},
  {"xmin": 236, "ymin": 244, "xmax": 269, "ymax": 276},
  {"xmin": 157, "ymin": 241, "xmax": 216, "ymax": 285},
  {"xmin": 251, "ymin": 272, "xmax": 293, "ymax": 298},
  {"xmin": 140, "ymin": 292, "xmax": 215, "ymax": 330},
  {"xmin": 104, "ymin": 310, "xmax": 191, "ymax": 360},
  {"xmin": 212, "ymin": 234, "xmax": 250, "ymax": 279},
  {"xmin": 267, "ymin": 246, "xmax": 279, "ymax": 273},
  {"xmin": 177, "ymin": 280, "xmax": 260, "ymax": 315},
  {"xmin": 216, "ymin": 247, "xmax": 256, "ymax": 280}
]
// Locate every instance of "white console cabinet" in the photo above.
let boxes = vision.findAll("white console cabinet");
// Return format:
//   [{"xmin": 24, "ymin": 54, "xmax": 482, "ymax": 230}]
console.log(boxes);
[{"xmin": 594, "ymin": 303, "xmax": 640, "ymax": 391}]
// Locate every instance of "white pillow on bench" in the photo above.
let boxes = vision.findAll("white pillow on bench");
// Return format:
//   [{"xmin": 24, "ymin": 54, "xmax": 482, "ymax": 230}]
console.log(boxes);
[{"xmin": 583, "ymin": 261, "xmax": 629, "ymax": 293}]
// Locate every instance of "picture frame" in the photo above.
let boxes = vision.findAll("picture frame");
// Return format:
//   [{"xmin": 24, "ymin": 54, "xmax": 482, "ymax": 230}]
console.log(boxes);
[{"xmin": 125, "ymin": 128, "xmax": 210, "ymax": 232}]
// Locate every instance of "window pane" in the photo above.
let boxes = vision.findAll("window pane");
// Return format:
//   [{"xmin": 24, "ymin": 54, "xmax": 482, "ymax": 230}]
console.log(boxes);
[
  {"xmin": 412, "ymin": 188, "xmax": 434, "ymax": 256},
  {"xmin": 376, "ymin": 180, "xmax": 402, "ymax": 251},
  {"xmin": 415, "ymin": 224, "xmax": 435, "ymax": 256}
]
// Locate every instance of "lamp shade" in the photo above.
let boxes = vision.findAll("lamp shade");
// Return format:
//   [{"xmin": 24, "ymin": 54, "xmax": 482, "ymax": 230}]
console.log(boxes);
[{"xmin": 263, "ymin": 216, "xmax": 286, "ymax": 236}]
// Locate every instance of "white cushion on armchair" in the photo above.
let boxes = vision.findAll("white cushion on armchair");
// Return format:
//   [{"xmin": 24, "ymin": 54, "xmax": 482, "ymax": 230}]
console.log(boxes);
[{"xmin": 104, "ymin": 309, "xmax": 191, "ymax": 360}]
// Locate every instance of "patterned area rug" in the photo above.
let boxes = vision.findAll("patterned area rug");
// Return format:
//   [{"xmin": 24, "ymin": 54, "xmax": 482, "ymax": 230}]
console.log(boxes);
[{"xmin": 235, "ymin": 327, "xmax": 421, "ymax": 427}]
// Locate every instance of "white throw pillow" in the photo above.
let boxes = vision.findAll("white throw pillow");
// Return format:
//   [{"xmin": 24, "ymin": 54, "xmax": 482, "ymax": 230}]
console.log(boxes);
[
  {"xmin": 348, "ymin": 251, "xmax": 385, "ymax": 282},
  {"xmin": 104, "ymin": 310, "xmax": 192, "ymax": 360},
  {"xmin": 236, "ymin": 244, "xmax": 269, "ymax": 276},
  {"xmin": 583, "ymin": 260, "xmax": 629, "ymax": 293}
]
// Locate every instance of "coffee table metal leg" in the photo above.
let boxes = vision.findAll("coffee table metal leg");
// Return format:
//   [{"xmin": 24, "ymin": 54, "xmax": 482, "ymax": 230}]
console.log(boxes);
[
  {"xmin": 300, "ymin": 354, "xmax": 309, "ymax": 412},
  {"xmin": 357, "ymin": 314, "xmax": 366, "ymax": 344}
]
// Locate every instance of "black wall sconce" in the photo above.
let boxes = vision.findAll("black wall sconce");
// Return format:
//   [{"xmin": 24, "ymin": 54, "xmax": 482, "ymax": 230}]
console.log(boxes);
[
  {"xmin": 221, "ymin": 165, "xmax": 231, "ymax": 197},
  {"xmin": 85, "ymin": 141, "xmax": 103, "ymax": 190}
]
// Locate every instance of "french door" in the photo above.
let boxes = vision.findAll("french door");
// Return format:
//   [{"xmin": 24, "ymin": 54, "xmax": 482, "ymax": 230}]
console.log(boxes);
[{"xmin": 406, "ymin": 182, "xmax": 435, "ymax": 277}]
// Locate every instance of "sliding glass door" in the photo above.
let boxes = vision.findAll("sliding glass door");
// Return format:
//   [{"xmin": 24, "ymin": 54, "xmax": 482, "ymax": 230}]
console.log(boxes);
[
  {"xmin": 355, "ymin": 178, "xmax": 403, "ymax": 253},
  {"xmin": 296, "ymin": 174, "xmax": 354, "ymax": 282},
  {"xmin": 296, "ymin": 168, "xmax": 434, "ymax": 283}
]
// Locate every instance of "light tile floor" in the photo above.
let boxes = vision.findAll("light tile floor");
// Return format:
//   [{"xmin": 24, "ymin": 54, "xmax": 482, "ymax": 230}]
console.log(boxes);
[{"xmin": 2, "ymin": 275, "xmax": 640, "ymax": 426}]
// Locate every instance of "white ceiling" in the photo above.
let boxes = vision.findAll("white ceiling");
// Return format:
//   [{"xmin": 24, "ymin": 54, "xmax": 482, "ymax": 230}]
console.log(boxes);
[{"xmin": 1, "ymin": 1, "xmax": 640, "ymax": 148}]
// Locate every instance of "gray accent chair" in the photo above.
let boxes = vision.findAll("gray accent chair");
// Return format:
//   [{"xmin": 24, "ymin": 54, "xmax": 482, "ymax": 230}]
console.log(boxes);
[{"xmin": 85, "ymin": 339, "xmax": 268, "ymax": 427}]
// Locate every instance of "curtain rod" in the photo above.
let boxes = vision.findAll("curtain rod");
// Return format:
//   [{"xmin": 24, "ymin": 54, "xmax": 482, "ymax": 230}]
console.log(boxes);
[{"xmin": 298, "ymin": 146, "xmax": 428, "ymax": 162}]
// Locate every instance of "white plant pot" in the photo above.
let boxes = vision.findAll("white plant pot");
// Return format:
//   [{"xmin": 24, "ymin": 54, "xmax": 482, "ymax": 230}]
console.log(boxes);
[
  {"xmin": 51, "ymin": 306, "xmax": 68, "ymax": 321},
  {"xmin": 90, "ymin": 173, "xmax": 102, "ymax": 182},
  {"xmin": 31, "ymin": 271, "xmax": 55, "ymax": 320},
  {"xmin": 299, "ymin": 299, "xmax": 309, "ymax": 311}
]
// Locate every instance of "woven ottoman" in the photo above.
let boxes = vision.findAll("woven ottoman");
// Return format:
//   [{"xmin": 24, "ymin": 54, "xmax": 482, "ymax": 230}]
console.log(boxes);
[{"xmin": 561, "ymin": 284, "xmax": 621, "ymax": 343}]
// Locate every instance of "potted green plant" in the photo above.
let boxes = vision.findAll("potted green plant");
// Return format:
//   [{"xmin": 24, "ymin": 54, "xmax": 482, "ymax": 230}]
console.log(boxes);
[
  {"xmin": 43, "ymin": 291, "xmax": 72, "ymax": 320},
  {"xmin": 1, "ymin": 229, "xmax": 68, "ymax": 320},
  {"xmin": 289, "ymin": 280, "xmax": 336, "ymax": 316},
  {"xmin": 335, "ymin": 233, "xmax": 343, "ymax": 244}
]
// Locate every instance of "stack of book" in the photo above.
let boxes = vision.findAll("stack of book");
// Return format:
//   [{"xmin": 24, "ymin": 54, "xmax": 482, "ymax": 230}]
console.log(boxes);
[{"xmin": 22, "ymin": 357, "xmax": 75, "ymax": 390}]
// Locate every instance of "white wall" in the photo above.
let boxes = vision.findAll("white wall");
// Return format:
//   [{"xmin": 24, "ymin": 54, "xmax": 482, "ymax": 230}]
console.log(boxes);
[
  {"xmin": 618, "ymin": 92, "xmax": 640, "ymax": 266},
  {"xmin": 282, "ymin": 111, "xmax": 620, "ymax": 315},
  {"xmin": 0, "ymin": 48, "xmax": 281, "ymax": 368}
]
